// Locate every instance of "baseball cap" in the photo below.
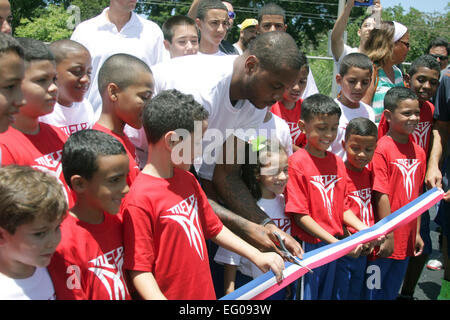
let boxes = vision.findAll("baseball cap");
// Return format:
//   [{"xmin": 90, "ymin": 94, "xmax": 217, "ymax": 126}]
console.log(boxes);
[{"xmin": 238, "ymin": 18, "xmax": 258, "ymax": 31}]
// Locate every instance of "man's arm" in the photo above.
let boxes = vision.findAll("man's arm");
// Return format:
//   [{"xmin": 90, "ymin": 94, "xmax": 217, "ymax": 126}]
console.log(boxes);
[
  {"xmin": 425, "ymin": 120, "xmax": 449, "ymax": 189},
  {"xmin": 212, "ymin": 136, "xmax": 303, "ymax": 257},
  {"xmin": 187, "ymin": 0, "xmax": 201, "ymax": 19}
]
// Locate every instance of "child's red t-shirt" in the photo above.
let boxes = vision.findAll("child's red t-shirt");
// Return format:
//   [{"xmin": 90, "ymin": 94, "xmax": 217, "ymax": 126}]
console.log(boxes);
[
  {"xmin": 377, "ymin": 100, "xmax": 435, "ymax": 155},
  {"xmin": 285, "ymin": 148, "xmax": 349, "ymax": 244},
  {"xmin": 271, "ymin": 99, "xmax": 307, "ymax": 148},
  {"xmin": 48, "ymin": 212, "xmax": 131, "ymax": 300},
  {"xmin": 371, "ymin": 135, "xmax": 426, "ymax": 259},
  {"xmin": 121, "ymin": 169, "xmax": 223, "ymax": 300},
  {"xmin": 0, "ymin": 123, "xmax": 74, "ymax": 208},
  {"xmin": 345, "ymin": 167, "xmax": 375, "ymax": 234}
]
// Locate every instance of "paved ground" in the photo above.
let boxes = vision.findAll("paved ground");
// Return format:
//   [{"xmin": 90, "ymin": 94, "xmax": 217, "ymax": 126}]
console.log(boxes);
[{"xmin": 412, "ymin": 203, "xmax": 444, "ymax": 300}]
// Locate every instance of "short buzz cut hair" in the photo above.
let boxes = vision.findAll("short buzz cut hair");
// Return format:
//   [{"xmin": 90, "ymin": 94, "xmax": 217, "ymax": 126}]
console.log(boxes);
[
  {"xmin": 300, "ymin": 93, "xmax": 341, "ymax": 122},
  {"xmin": 0, "ymin": 165, "xmax": 67, "ymax": 235},
  {"xmin": 196, "ymin": 0, "xmax": 227, "ymax": 20},
  {"xmin": 49, "ymin": 39, "xmax": 90, "ymax": 64},
  {"xmin": 97, "ymin": 53, "xmax": 151, "ymax": 96},
  {"xmin": 16, "ymin": 37, "xmax": 54, "ymax": 63},
  {"xmin": 408, "ymin": 54, "xmax": 441, "ymax": 77},
  {"xmin": 0, "ymin": 32, "xmax": 24, "ymax": 59},
  {"xmin": 162, "ymin": 15, "xmax": 198, "ymax": 43},
  {"xmin": 345, "ymin": 117, "xmax": 378, "ymax": 141},
  {"xmin": 384, "ymin": 86, "xmax": 418, "ymax": 113},
  {"xmin": 339, "ymin": 52, "xmax": 373, "ymax": 76},
  {"xmin": 258, "ymin": 2, "xmax": 286, "ymax": 24},
  {"xmin": 143, "ymin": 89, "xmax": 209, "ymax": 144},
  {"xmin": 246, "ymin": 31, "xmax": 302, "ymax": 73},
  {"xmin": 62, "ymin": 129, "xmax": 127, "ymax": 189}
]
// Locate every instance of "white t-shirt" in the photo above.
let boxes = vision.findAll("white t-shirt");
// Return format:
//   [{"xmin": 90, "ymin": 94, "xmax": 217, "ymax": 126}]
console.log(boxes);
[
  {"xmin": 71, "ymin": 8, "xmax": 166, "ymax": 122},
  {"xmin": 39, "ymin": 99, "xmax": 95, "ymax": 136},
  {"xmin": 329, "ymin": 98, "xmax": 375, "ymax": 160},
  {"xmin": 333, "ymin": 44, "xmax": 359, "ymax": 72},
  {"xmin": 198, "ymin": 50, "xmax": 228, "ymax": 57},
  {"xmin": 214, "ymin": 194, "xmax": 290, "ymax": 279},
  {"xmin": 127, "ymin": 54, "xmax": 266, "ymax": 180},
  {"xmin": 0, "ymin": 267, "xmax": 56, "ymax": 300},
  {"xmin": 302, "ymin": 68, "xmax": 319, "ymax": 99}
]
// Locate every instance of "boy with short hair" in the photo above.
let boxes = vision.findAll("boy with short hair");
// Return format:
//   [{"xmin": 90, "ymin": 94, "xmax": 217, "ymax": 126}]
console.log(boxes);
[
  {"xmin": 271, "ymin": 52, "xmax": 309, "ymax": 152},
  {"xmin": 121, "ymin": 89, "xmax": 285, "ymax": 300},
  {"xmin": 0, "ymin": 32, "xmax": 25, "ymax": 135},
  {"xmin": 162, "ymin": 15, "xmax": 199, "ymax": 58},
  {"xmin": 94, "ymin": 53, "xmax": 154, "ymax": 186},
  {"xmin": 0, "ymin": 165, "xmax": 67, "ymax": 300},
  {"xmin": 366, "ymin": 87, "xmax": 426, "ymax": 300},
  {"xmin": 0, "ymin": 38, "xmax": 74, "ymax": 208},
  {"xmin": 332, "ymin": 117, "xmax": 378, "ymax": 300},
  {"xmin": 329, "ymin": 52, "xmax": 375, "ymax": 160},
  {"xmin": 48, "ymin": 129, "xmax": 131, "ymax": 300},
  {"xmin": 285, "ymin": 94, "xmax": 369, "ymax": 300},
  {"xmin": 39, "ymin": 39, "xmax": 95, "ymax": 136},
  {"xmin": 195, "ymin": 0, "xmax": 229, "ymax": 56},
  {"xmin": 378, "ymin": 54, "xmax": 441, "ymax": 155}
]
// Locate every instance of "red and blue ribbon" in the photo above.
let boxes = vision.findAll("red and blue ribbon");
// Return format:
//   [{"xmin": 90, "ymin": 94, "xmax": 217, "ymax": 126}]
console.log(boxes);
[{"xmin": 220, "ymin": 187, "xmax": 444, "ymax": 300}]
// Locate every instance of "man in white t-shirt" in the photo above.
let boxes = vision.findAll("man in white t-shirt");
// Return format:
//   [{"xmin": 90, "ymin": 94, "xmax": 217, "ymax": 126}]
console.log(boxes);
[
  {"xmin": 70, "ymin": 0, "xmax": 166, "ymax": 122},
  {"xmin": 233, "ymin": 18, "xmax": 258, "ymax": 55},
  {"xmin": 136, "ymin": 31, "xmax": 304, "ymax": 257}
]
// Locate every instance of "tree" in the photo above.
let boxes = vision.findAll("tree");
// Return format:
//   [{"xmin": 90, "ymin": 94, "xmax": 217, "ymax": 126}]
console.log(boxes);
[{"xmin": 14, "ymin": 4, "xmax": 73, "ymax": 41}]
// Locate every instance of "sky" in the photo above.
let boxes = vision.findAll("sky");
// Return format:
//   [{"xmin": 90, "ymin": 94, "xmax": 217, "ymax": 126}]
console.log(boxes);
[{"xmin": 380, "ymin": 0, "xmax": 449, "ymax": 14}]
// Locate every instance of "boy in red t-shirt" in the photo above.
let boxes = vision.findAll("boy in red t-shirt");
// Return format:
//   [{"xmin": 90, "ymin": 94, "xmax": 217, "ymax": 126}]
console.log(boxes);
[
  {"xmin": 0, "ymin": 38, "xmax": 74, "ymax": 208},
  {"xmin": 332, "ymin": 117, "xmax": 380, "ymax": 300},
  {"xmin": 285, "ymin": 94, "xmax": 369, "ymax": 300},
  {"xmin": 93, "ymin": 53, "xmax": 154, "ymax": 186},
  {"xmin": 377, "ymin": 55, "xmax": 441, "ymax": 155},
  {"xmin": 366, "ymin": 87, "xmax": 426, "ymax": 300},
  {"xmin": 376, "ymin": 55, "xmax": 441, "ymax": 300},
  {"xmin": 48, "ymin": 129, "xmax": 131, "ymax": 300},
  {"xmin": 121, "ymin": 89, "xmax": 285, "ymax": 300},
  {"xmin": 271, "ymin": 52, "xmax": 309, "ymax": 152}
]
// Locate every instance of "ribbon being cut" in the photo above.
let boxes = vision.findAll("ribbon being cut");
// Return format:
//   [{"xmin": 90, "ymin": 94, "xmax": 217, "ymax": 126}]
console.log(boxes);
[{"xmin": 220, "ymin": 187, "xmax": 444, "ymax": 300}]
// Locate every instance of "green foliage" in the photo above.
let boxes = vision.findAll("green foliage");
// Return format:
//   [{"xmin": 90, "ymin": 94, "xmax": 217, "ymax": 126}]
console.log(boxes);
[{"xmin": 14, "ymin": 4, "xmax": 72, "ymax": 41}]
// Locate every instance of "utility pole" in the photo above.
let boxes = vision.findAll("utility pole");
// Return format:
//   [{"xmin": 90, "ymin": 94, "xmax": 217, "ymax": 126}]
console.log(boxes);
[{"xmin": 330, "ymin": 0, "xmax": 346, "ymax": 98}]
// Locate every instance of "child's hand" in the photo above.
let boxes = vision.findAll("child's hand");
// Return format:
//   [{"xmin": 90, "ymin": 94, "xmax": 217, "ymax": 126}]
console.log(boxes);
[
  {"xmin": 414, "ymin": 234, "xmax": 424, "ymax": 256},
  {"xmin": 255, "ymin": 252, "xmax": 285, "ymax": 283},
  {"xmin": 346, "ymin": 243, "xmax": 363, "ymax": 258},
  {"xmin": 377, "ymin": 233, "xmax": 394, "ymax": 258}
]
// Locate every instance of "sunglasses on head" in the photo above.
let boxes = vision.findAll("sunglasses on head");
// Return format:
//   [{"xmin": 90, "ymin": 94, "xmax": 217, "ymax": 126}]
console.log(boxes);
[
  {"xmin": 228, "ymin": 11, "xmax": 235, "ymax": 19},
  {"xmin": 430, "ymin": 54, "xmax": 448, "ymax": 60}
]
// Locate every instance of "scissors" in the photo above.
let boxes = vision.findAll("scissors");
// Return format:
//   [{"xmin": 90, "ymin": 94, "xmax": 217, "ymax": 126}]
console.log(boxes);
[{"xmin": 273, "ymin": 231, "xmax": 313, "ymax": 274}]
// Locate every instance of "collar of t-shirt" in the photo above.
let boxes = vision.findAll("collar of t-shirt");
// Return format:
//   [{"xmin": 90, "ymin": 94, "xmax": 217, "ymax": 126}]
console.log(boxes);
[{"xmin": 99, "ymin": 7, "xmax": 139, "ymax": 33}]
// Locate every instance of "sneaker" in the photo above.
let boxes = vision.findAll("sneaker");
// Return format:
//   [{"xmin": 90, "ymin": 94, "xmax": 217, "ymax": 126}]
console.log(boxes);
[{"xmin": 426, "ymin": 259, "xmax": 443, "ymax": 270}]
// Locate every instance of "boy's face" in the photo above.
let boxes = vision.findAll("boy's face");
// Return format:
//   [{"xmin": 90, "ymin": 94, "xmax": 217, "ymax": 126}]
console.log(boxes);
[
  {"xmin": 344, "ymin": 134, "xmax": 377, "ymax": 171},
  {"xmin": 196, "ymin": 9, "xmax": 229, "ymax": 48},
  {"xmin": 56, "ymin": 49, "xmax": 92, "ymax": 106},
  {"xmin": 0, "ymin": 214, "xmax": 64, "ymax": 274},
  {"xmin": 0, "ymin": 51, "xmax": 26, "ymax": 133},
  {"xmin": 409, "ymin": 67, "xmax": 440, "ymax": 103},
  {"xmin": 386, "ymin": 98, "xmax": 420, "ymax": 138},
  {"xmin": 20, "ymin": 60, "xmax": 58, "ymax": 118},
  {"xmin": 0, "ymin": 0, "xmax": 12, "ymax": 35},
  {"xmin": 259, "ymin": 15, "xmax": 286, "ymax": 33},
  {"xmin": 164, "ymin": 24, "xmax": 199, "ymax": 58},
  {"xmin": 245, "ymin": 59, "xmax": 299, "ymax": 109},
  {"xmin": 282, "ymin": 65, "xmax": 308, "ymax": 103},
  {"xmin": 83, "ymin": 154, "xmax": 130, "ymax": 215},
  {"xmin": 300, "ymin": 113, "xmax": 339, "ymax": 158},
  {"xmin": 115, "ymin": 70, "xmax": 154, "ymax": 129},
  {"xmin": 171, "ymin": 120, "xmax": 208, "ymax": 171},
  {"xmin": 336, "ymin": 67, "xmax": 371, "ymax": 107}
]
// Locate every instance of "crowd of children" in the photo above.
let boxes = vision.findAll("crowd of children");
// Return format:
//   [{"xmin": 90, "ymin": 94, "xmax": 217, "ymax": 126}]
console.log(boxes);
[{"xmin": 0, "ymin": 0, "xmax": 448, "ymax": 301}]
